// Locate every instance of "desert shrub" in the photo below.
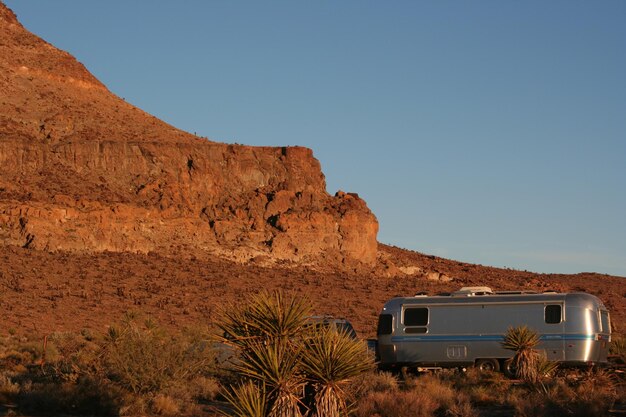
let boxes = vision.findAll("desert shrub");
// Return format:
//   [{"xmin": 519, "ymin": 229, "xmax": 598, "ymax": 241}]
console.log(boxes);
[
  {"xmin": 0, "ymin": 372, "xmax": 20, "ymax": 404},
  {"xmin": 412, "ymin": 374, "xmax": 476, "ymax": 417},
  {"xmin": 42, "ymin": 332, "xmax": 102, "ymax": 383},
  {"xmin": 349, "ymin": 370, "xmax": 399, "ymax": 400},
  {"xmin": 610, "ymin": 335, "xmax": 626, "ymax": 362},
  {"xmin": 151, "ymin": 394, "xmax": 181, "ymax": 416},
  {"xmin": 190, "ymin": 375, "xmax": 221, "ymax": 402},
  {"xmin": 0, "ymin": 320, "xmax": 221, "ymax": 416},
  {"xmin": 102, "ymin": 316, "xmax": 215, "ymax": 395},
  {"xmin": 436, "ymin": 368, "xmax": 512, "ymax": 406},
  {"xmin": 510, "ymin": 369, "xmax": 618, "ymax": 417},
  {"xmin": 16, "ymin": 378, "xmax": 122, "ymax": 416},
  {"xmin": 0, "ymin": 332, "xmax": 120, "ymax": 416},
  {"xmin": 355, "ymin": 390, "xmax": 439, "ymax": 417},
  {"xmin": 355, "ymin": 373, "xmax": 476, "ymax": 417},
  {"xmin": 4, "ymin": 331, "xmax": 107, "ymax": 415}
]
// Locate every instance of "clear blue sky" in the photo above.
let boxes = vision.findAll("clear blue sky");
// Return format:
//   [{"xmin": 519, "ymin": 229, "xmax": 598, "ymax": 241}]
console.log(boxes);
[{"xmin": 6, "ymin": 1, "xmax": 626, "ymax": 276}]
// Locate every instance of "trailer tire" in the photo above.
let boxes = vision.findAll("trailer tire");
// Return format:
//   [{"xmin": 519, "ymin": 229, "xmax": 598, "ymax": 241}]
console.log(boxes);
[
  {"xmin": 503, "ymin": 359, "xmax": 516, "ymax": 378},
  {"xmin": 475, "ymin": 358, "xmax": 500, "ymax": 372}
]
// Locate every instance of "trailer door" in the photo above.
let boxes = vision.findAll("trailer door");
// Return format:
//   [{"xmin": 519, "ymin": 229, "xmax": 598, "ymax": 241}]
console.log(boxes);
[{"xmin": 542, "ymin": 303, "xmax": 565, "ymax": 361}]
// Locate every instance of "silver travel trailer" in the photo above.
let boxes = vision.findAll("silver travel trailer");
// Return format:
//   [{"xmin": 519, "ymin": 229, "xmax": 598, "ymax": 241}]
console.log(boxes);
[{"xmin": 376, "ymin": 287, "xmax": 611, "ymax": 372}]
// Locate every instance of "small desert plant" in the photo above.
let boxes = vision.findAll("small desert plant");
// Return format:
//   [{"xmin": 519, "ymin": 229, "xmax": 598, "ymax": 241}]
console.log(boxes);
[
  {"xmin": 223, "ymin": 380, "xmax": 267, "ymax": 417},
  {"xmin": 300, "ymin": 326, "xmax": 374, "ymax": 417},
  {"xmin": 190, "ymin": 375, "xmax": 221, "ymax": 402},
  {"xmin": 610, "ymin": 335, "xmax": 626, "ymax": 362},
  {"xmin": 501, "ymin": 325, "xmax": 542, "ymax": 382},
  {"xmin": 355, "ymin": 390, "xmax": 439, "ymax": 417},
  {"xmin": 102, "ymin": 316, "xmax": 215, "ymax": 395},
  {"xmin": 355, "ymin": 373, "xmax": 476, "ymax": 417},
  {"xmin": 534, "ymin": 356, "xmax": 559, "ymax": 380},
  {"xmin": 512, "ymin": 369, "xmax": 618, "ymax": 417},
  {"xmin": 442, "ymin": 368, "xmax": 512, "ymax": 406},
  {"xmin": 349, "ymin": 370, "xmax": 399, "ymax": 400},
  {"xmin": 151, "ymin": 394, "xmax": 180, "ymax": 416}
]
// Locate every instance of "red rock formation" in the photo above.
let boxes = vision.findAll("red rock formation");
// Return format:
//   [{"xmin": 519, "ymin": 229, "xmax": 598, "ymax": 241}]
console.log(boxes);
[{"xmin": 0, "ymin": 3, "xmax": 378, "ymax": 266}]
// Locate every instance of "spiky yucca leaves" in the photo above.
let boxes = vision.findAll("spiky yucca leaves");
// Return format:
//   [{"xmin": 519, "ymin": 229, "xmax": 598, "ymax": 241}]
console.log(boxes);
[
  {"xmin": 300, "ymin": 327, "xmax": 374, "ymax": 417},
  {"xmin": 502, "ymin": 326, "xmax": 541, "ymax": 383},
  {"xmin": 535, "ymin": 356, "xmax": 559, "ymax": 379},
  {"xmin": 235, "ymin": 340, "xmax": 305, "ymax": 417},
  {"xmin": 219, "ymin": 290, "xmax": 310, "ymax": 417},
  {"xmin": 221, "ymin": 381, "xmax": 267, "ymax": 417},
  {"xmin": 218, "ymin": 290, "xmax": 312, "ymax": 348}
]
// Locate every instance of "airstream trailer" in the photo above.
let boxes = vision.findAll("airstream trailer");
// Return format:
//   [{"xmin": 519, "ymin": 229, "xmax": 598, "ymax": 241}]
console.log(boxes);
[{"xmin": 376, "ymin": 287, "xmax": 611, "ymax": 372}]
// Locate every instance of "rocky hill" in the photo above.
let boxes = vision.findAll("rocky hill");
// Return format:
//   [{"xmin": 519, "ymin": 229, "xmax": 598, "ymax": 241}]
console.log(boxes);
[
  {"xmin": 0, "ymin": 2, "xmax": 378, "ymax": 267},
  {"xmin": 0, "ymin": 3, "xmax": 623, "ymax": 339}
]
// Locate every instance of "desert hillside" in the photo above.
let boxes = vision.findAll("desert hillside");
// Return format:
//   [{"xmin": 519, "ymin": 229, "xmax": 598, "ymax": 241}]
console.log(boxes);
[
  {"xmin": 1, "ymin": 244, "xmax": 624, "ymax": 339},
  {"xmin": 0, "ymin": 2, "xmax": 623, "ymax": 340},
  {"xmin": 0, "ymin": 2, "xmax": 378, "ymax": 267}
]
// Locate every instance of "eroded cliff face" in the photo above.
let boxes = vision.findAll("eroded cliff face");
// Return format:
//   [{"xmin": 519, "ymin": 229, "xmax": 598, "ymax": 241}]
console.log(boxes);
[{"xmin": 0, "ymin": 3, "xmax": 378, "ymax": 266}]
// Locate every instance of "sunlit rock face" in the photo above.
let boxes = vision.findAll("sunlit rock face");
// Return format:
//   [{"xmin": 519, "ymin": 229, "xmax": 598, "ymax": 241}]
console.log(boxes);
[{"xmin": 0, "ymin": 3, "xmax": 379, "ymax": 266}]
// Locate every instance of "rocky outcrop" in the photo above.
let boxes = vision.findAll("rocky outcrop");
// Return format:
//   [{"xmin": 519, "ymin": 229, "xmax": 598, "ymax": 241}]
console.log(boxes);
[{"xmin": 0, "ymin": 3, "xmax": 378, "ymax": 266}]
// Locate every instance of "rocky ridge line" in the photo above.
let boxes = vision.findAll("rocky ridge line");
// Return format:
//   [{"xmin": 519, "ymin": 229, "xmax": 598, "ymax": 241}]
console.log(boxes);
[{"xmin": 0, "ymin": 3, "xmax": 378, "ymax": 267}]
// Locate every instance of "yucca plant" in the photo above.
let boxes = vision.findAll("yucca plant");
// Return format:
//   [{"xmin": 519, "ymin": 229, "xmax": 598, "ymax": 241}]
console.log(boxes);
[
  {"xmin": 234, "ymin": 340, "xmax": 305, "ymax": 417},
  {"xmin": 535, "ymin": 356, "xmax": 559, "ymax": 379},
  {"xmin": 218, "ymin": 290, "xmax": 312, "ymax": 349},
  {"xmin": 300, "ymin": 327, "xmax": 374, "ymax": 417},
  {"xmin": 501, "ymin": 326, "xmax": 541, "ymax": 383},
  {"xmin": 221, "ymin": 380, "xmax": 267, "ymax": 417},
  {"xmin": 218, "ymin": 291, "xmax": 310, "ymax": 417},
  {"xmin": 218, "ymin": 290, "xmax": 372, "ymax": 417}
]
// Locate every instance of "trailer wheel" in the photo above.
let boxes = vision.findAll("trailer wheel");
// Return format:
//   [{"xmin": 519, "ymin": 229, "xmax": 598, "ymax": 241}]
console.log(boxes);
[
  {"xmin": 503, "ymin": 359, "xmax": 516, "ymax": 378},
  {"xmin": 475, "ymin": 358, "xmax": 500, "ymax": 372}
]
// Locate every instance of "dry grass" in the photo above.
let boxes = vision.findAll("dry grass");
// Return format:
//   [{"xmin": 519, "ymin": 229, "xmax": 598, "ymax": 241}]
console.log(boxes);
[
  {"xmin": 0, "ymin": 318, "xmax": 220, "ymax": 417},
  {"xmin": 440, "ymin": 368, "xmax": 513, "ymax": 406},
  {"xmin": 503, "ymin": 368, "xmax": 620, "ymax": 417},
  {"xmin": 151, "ymin": 394, "xmax": 181, "ymax": 416},
  {"xmin": 355, "ymin": 372, "xmax": 477, "ymax": 417},
  {"xmin": 1, "ymin": 330, "xmax": 622, "ymax": 417}
]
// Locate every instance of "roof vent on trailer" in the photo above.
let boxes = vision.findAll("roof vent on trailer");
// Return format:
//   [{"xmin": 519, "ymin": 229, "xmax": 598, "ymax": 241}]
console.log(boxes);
[{"xmin": 452, "ymin": 286, "xmax": 493, "ymax": 297}]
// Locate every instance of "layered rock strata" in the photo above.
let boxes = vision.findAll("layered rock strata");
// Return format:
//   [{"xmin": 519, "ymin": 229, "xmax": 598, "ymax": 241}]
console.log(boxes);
[{"xmin": 0, "ymin": 3, "xmax": 378, "ymax": 265}]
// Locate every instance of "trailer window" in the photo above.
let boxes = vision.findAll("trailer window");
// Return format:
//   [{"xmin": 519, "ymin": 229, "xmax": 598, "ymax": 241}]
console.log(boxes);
[
  {"xmin": 545, "ymin": 304, "xmax": 562, "ymax": 324},
  {"xmin": 377, "ymin": 314, "xmax": 393, "ymax": 336},
  {"xmin": 600, "ymin": 311, "xmax": 611, "ymax": 333},
  {"xmin": 404, "ymin": 307, "xmax": 428, "ymax": 326}
]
